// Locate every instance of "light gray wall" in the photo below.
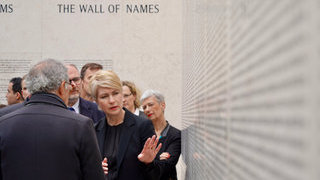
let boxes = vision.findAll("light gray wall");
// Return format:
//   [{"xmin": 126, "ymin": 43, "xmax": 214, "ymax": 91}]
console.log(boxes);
[
  {"xmin": 0, "ymin": 0, "xmax": 182, "ymax": 131},
  {"xmin": 181, "ymin": 0, "xmax": 320, "ymax": 180}
]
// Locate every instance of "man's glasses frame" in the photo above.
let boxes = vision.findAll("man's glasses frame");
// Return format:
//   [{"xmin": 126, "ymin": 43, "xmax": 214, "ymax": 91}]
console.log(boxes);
[{"xmin": 68, "ymin": 77, "xmax": 81, "ymax": 85}]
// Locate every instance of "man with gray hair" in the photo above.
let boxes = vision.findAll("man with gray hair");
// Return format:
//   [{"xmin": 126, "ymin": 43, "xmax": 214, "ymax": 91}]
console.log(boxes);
[{"xmin": 0, "ymin": 59, "xmax": 105, "ymax": 180}]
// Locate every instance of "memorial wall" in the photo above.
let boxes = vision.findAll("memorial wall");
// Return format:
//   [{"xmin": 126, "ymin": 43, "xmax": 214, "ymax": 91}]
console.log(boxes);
[
  {"xmin": 0, "ymin": 0, "xmax": 183, "ymax": 131},
  {"xmin": 3, "ymin": 0, "xmax": 320, "ymax": 179},
  {"xmin": 182, "ymin": 0, "xmax": 320, "ymax": 180}
]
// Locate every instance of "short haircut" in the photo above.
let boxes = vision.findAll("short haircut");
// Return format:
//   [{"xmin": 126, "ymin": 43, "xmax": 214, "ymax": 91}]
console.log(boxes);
[
  {"xmin": 140, "ymin": 89, "xmax": 165, "ymax": 104},
  {"xmin": 89, "ymin": 70, "xmax": 122, "ymax": 99},
  {"xmin": 80, "ymin": 63, "xmax": 103, "ymax": 79},
  {"xmin": 26, "ymin": 59, "xmax": 68, "ymax": 94},
  {"xmin": 9, "ymin": 77, "xmax": 22, "ymax": 94},
  {"xmin": 66, "ymin": 64, "xmax": 79, "ymax": 71},
  {"xmin": 122, "ymin": 81, "xmax": 142, "ymax": 109}
]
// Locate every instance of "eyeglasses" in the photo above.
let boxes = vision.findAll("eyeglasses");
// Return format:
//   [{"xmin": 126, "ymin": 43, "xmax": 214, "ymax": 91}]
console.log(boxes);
[
  {"xmin": 69, "ymin": 77, "xmax": 81, "ymax": 85},
  {"xmin": 123, "ymin": 93, "xmax": 132, "ymax": 98},
  {"xmin": 65, "ymin": 81, "xmax": 71, "ymax": 86}
]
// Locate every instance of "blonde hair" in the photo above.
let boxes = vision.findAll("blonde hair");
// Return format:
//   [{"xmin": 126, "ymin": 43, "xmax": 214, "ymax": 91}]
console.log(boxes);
[
  {"xmin": 89, "ymin": 70, "xmax": 122, "ymax": 99},
  {"xmin": 122, "ymin": 81, "xmax": 142, "ymax": 109}
]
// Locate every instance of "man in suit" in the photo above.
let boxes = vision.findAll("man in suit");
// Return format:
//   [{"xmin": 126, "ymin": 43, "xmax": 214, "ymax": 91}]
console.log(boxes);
[
  {"xmin": 80, "ymin": 63, "xmax": 103, "ymax": 102},
  {"xmin": 0, "ymin": 59, "xmax": 105, "ymax": 180},
  {"xmin": 66, "ymin": 64, "xmax": 104, "ymax": 123},
  {"xmin": 0, "ymin": 76, "xmax": 30, "ymax": 118}
]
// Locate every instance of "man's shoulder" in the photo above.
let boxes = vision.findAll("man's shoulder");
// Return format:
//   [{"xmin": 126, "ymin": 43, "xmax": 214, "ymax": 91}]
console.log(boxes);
[
  {"xmin": 79, "ymin": 97, "xmax": 95, "ymax": 106},
  {"xmin": 79, "ymin": 97, "xmax": 99, "ymax": 109},
  {"xmin": 0, "ymin": 103, "xmax": 91, "ymax": 129},
  {"xmin": 0, "ymin": 103, "xmax": 24, "ymax": 117},
  {"xmin": 79, "ymin": 97, "xmax": 104, "ymax": 123}
]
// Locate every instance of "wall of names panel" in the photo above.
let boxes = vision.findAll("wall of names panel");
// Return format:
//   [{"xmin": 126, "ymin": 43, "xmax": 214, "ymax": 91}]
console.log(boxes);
[{"xmin": 182, "ymin": 0, "xmax": 320, "ymax": 180}]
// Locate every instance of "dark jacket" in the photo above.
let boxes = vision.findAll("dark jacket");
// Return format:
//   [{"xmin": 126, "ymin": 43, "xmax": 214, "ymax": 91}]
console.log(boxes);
[
  {"xmin": 79, "ymin": 97, "xmax": 105, "ymax": 123},
  {"xmin": 147, "ymin": 123, "xmax": 181, "ymax": 180},
  {"xmin": 0, "ymin": 102, "xmax": 24, "ymax": 118},
  {"xmin": 0, "ymin": 98, "xmax": 104, "ymax": 124},
  {"xmin": 95, "ymin": 108, "xmax": 155, "ymax": 180},
  {"xmin": 0, "ymin": 93, "xmax": 105, "ymax": 180}
]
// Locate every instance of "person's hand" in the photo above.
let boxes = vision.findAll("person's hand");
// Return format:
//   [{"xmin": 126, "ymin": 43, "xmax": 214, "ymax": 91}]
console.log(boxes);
[
  {"xmin": 102, "ymin": 157, "xmax": 108, "ymax": 175},
  {"xmin": 159, "ymin": 152, "xmax": 170, "ymax": 160},
  {"xmin": 138, "ymin": 135, "xmax": 162, "ymax": 164}
]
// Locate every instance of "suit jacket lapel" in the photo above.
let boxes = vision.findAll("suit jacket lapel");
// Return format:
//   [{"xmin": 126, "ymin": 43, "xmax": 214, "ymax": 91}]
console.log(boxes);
[
  {"xmin": 79, "ymin": 98, "xmax": 88, "ymax": 115},
  {"xmin": 117, "ymin": 109, "xmax": 135, "ymax": 170},
  {"xmin": 95, "ymin": 118, "xmax": 107, "ymax": 157}
]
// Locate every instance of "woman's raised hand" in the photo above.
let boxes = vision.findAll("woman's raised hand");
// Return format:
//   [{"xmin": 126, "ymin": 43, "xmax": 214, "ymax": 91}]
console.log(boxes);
[{"xmin": 138, "ymin": 135, "xmax": 162, "ymax": 164}]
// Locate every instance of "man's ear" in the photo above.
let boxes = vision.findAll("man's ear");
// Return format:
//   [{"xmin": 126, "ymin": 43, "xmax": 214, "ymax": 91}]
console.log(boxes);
[
  {"xmin": 58, "ymin": 81, "xmax": 66, "ymax": 96},
  {"xmin": 15, "ymin": 92, "xmax": 21, "ymax": 100},
  {"xmin": 58, "ymin": 81, "xmax": 69, "ymax": 105}
]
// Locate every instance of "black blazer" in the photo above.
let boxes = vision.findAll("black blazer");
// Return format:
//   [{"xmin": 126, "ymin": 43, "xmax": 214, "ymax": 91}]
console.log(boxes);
[
  {"xmin": 146, "ymin": 124, "xmax": 181, "ymax": 180},
  {"xmin": 0, "ymin": 93, "xmax": 105, "ymax": 180},
  {"xmin": 79, "ymin": 97, "xmax": 105, "ymax": 123},
  {"xmin": 95, "ymin": 108, "xmax": 155, "ymax": 180}
]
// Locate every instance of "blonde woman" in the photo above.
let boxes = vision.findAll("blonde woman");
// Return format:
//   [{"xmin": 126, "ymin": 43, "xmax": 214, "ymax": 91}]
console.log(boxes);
[{"xmin": 90, "ymin": 70, "xmax": 161, "ymax": 180}]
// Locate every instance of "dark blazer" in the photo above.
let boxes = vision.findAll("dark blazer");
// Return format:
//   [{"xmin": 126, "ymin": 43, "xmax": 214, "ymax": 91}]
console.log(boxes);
[
  {"xmin": 0, "ymin": 93, "xmax": 105, "ymax": 180},
  {"xmin": 138, "ymin": 110, "xmax": 148, "ymax": 119},
  {"xmin": 95, "ymin": 108, "xmax": 155, "ymax": 180},
  {"xmin": 0, "ymin": 102, "xmax": 24, "ymax": 117},
  {"xmin": 145, "ymin": 123, "xmax": 181, "ymax": 180},
  {"xmin": 79, "ymin": 97, "xmax": 105, "ymax": 124}
]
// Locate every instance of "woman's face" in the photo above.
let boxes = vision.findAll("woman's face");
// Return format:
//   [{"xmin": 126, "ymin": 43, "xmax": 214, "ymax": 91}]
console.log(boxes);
[
  {"xmin": 96, "ymin": 87, "xmax": 123, "ymax": 116},
  {"xmin": 141, "ymin": 96, "xmax": 165, "ymax": 121},
  {"xmin": 122, "ymin": 85, "xmax": 136, "ymax": 111}
]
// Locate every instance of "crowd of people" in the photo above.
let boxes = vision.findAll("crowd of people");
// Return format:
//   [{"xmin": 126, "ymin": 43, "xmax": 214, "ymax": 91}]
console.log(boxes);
[{"xmin": 0, "ymin": 59, "xmax": 181, "ymax": 180}]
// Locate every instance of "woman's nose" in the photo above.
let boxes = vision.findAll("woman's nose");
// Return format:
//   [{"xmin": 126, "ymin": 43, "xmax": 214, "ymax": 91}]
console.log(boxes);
[{"xmin": 109, "ymin": 95, "xmax": 115, "ymax": 103}]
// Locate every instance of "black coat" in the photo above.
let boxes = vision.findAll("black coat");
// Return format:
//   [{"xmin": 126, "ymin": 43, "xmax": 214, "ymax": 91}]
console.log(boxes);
[
  {"xmin": 0, "ymin": 102, "xmax": 24, "ymax": 118},
  {"xmin": 95, "ymin": 108, "xmax": 155, "ymax": 180},
  {"xmin": 0, "ymin": 97, "xmax": 105, "ymax": 124},
  {"xmin": 0, "ymin": 93, "xmax": 105, "ymax": 180}
]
